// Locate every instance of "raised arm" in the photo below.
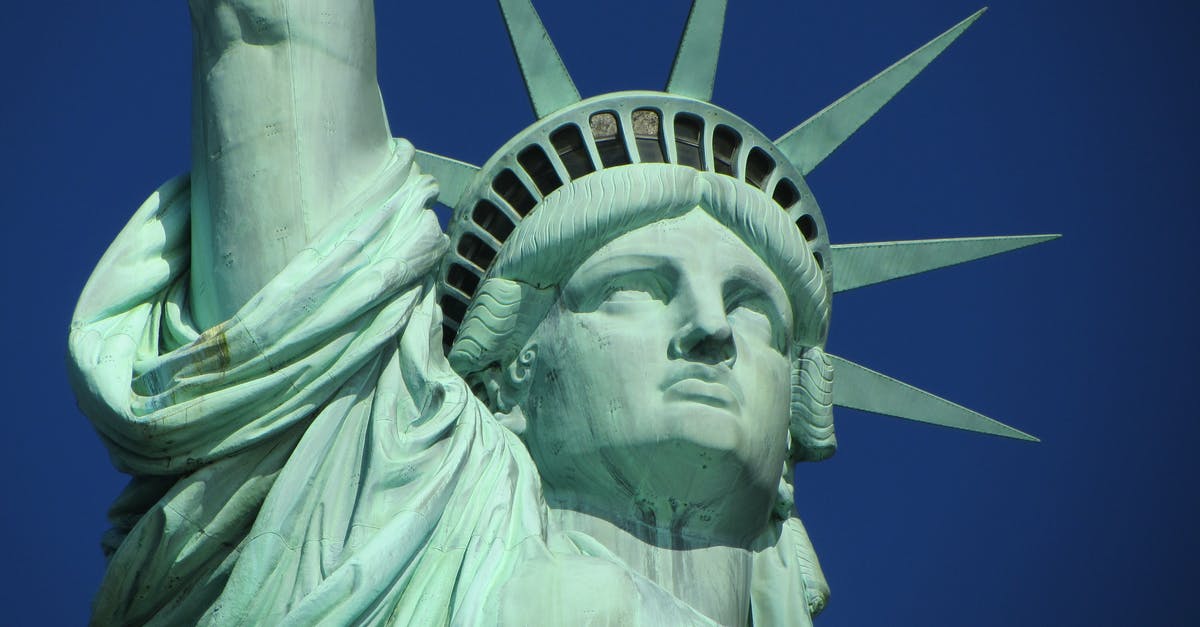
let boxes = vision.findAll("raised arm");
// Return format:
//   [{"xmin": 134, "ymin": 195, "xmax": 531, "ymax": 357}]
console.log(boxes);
[{"xmin": 187, "ymin": 0, "xmax": 395, "ymax": 328}]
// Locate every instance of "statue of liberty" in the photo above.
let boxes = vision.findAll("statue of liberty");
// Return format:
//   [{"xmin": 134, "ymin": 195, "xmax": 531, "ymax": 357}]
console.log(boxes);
[{"xmin": 67, "ymin": 0, "xmax": 1051, "ymax": 624}]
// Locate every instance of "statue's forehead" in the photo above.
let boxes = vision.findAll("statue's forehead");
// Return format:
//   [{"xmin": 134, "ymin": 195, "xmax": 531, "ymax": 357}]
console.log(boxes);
[
  {"xmin": 568, "ymin": 209, "xmax": 787, "ymax": 296},
  {"xmin": 577, "ymin": 209, "xmax": 760, "ymax": 267}
]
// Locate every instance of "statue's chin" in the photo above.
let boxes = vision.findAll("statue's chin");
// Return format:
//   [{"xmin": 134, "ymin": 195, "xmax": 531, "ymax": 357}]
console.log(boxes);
[
  {"xmin": 657, "ymin": 397, "xmax": 747, "ymax": 453},
  {"xmin": 537, "ymin": 438, "xmax": 780, "ymax": 547}
]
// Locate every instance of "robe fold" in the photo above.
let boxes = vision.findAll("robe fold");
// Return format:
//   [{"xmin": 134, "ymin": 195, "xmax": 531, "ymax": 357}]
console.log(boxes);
[{"xmin": 69, "ymin": 140, "xmax": 823, "ymax": 625}]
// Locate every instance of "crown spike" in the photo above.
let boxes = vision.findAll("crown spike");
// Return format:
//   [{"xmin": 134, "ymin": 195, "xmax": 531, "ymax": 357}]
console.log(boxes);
[
  {"xmin": 666, "ymin": 0, "xmax": 728, "ymax": 101},
  {"xmin": 415, "ymin": 151, "xmax": 480, "ymax": 208},
  {"xmin": 832, "ymin": 234, "xmax": 1059, "ymax": 293},
  {"xmin": 776, "ymin": 8, "xmax": 987, "ymax": 176},
  {"xmin": 498, "ymin": 0, "xmax": 581, "ymax": 119},
  {"xmin": 829, "ymin": 354, "xmax": 1038, "ymax": 441}
]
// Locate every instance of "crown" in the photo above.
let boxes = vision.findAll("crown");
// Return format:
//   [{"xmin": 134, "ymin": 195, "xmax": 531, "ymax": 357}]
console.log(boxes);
[
  {"xmin": 434, "ymin": 90, "xmax": 833, "ymax": 344},
  {"xmin": 416, "ymin": 0, "xmax": 1055, "ymax": 442}
]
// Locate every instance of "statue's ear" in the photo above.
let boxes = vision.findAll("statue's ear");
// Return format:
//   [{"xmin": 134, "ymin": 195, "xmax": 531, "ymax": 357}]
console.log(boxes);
[{"xmin": 482, "ymin": 344, "xmax": 538, "ymax": 435}]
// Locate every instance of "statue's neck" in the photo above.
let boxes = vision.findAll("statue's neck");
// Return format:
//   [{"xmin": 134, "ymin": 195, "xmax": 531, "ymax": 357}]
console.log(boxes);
[{"xmin": 546, "ymin": 506, "xmax": 753, "ymax": 627}]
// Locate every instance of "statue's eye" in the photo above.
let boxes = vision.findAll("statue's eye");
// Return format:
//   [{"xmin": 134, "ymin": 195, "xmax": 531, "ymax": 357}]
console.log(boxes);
[
  {"xmin": 598, "ymin": 271, "xmax": 669, "ymax": 307},
  {"xmin": 604, "ymin": 288, "xmax": 656, "ymax": 302},
  {"xmin": 727, "ymin": 292, "xmax": 788, "ymax": 353}
]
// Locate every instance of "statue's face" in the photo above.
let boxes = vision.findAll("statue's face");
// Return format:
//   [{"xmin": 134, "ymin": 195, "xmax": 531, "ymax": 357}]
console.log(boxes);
[{"xmin": 520, "ymin": 208, "xmax": 793, "ymax": 541}]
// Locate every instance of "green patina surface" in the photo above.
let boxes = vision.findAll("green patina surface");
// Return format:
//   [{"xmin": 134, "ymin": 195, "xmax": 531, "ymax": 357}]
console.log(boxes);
[{"xmin": 69, "ymin": 1, "xmax": 1052, "ymax": 624}]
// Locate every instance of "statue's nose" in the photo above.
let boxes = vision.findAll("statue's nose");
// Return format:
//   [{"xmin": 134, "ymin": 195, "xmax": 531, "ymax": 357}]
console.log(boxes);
[{"xmin": 668, "ymin": 288, "xmax": 736, "ymax": 366}]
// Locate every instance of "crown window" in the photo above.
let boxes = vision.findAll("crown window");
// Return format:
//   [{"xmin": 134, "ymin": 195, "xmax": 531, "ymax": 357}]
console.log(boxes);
[
  {"xmin": 590, "ymin": 112, "xmax": 631, "ymax": 168},
  {"xmin": 551, "ymin": 124, "xmax": 595, "ymax": 180},
  {"xmin": 457, "ymin": 233, "xmax": 498, "ymax": 270},
  {"xmin": 493, "ymin": 169, "xmax": 537, "ymax": 216},
  {"xmin": 472, "ymin": 200, "xmax": 516, "ymax": 241},
  {"xmin": 745, "ymin": 147, "xmax": 775, "ymax": 190},
  {"xmin": 632, "ymin": 109, "xmax": 666, "ymax": 163},
  {"xmin": 440, "ymin": 296, "xmax": 468, "ymax": 328},
  {"xmin": 518, "ymin": 144, "xmax": 563, "ymax": 196},
  {"xmin": 713, "ymin": 125, "xmax": 741, "ymax": 176},
  {"xmin": 447, "ymin": 262, "xmax": 482, "ymax": 295},
  {"xmin": 674, "ymin": 113, "xmax": 705, "ymax": 170},
  {"xmin": 796, "ymin": 214, "xmax": 818, "ymax": 242},
  {"xmin": 773, "ymin": 179, "xmax": 799, "ymax": 209}
]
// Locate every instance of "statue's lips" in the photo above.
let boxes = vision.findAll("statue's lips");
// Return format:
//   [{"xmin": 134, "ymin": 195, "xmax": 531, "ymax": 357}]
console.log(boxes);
[{"xmin": 662, "ymin": 367, "xmax": 742, "ymax": 412}]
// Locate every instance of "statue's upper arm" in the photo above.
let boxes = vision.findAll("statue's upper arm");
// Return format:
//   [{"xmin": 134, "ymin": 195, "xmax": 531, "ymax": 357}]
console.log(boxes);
[{"xmin": 187, "ymin": 0, "xmax": 396, "ymax": 327}]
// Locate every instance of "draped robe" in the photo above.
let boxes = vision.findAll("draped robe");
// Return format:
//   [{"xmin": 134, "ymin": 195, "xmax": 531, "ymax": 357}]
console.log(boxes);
[{"xmin": 69, "ymin": 140, "xmax": 823, "ymax": 625}]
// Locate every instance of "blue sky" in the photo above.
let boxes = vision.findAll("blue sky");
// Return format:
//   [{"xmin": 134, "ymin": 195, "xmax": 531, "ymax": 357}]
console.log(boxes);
[{"xmin": 1, "ymin": 1, "xmax": 1196, "ymax": 624}]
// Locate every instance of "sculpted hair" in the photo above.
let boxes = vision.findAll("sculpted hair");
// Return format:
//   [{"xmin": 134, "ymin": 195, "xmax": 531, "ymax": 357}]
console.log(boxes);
[{"xmin": 447, "ymin": 164, "xmax": 836, "ymax": 469}]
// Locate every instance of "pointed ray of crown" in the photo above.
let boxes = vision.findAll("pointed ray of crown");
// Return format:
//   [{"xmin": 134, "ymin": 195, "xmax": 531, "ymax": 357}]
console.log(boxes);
[
  {"xmin": 666, "ymin": 0, "xmax": 728, "ymax": 101},
  {"xmin": 776, "ymin": 8, "xmax": 987, "ymax": 176},
  {"xmin": 415, "ymin": 0, "xmax": 1055, "ymax": 443},
  {"xmin": 499, "ymin": 0, "xmax": 581, "ymax": 118}
]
